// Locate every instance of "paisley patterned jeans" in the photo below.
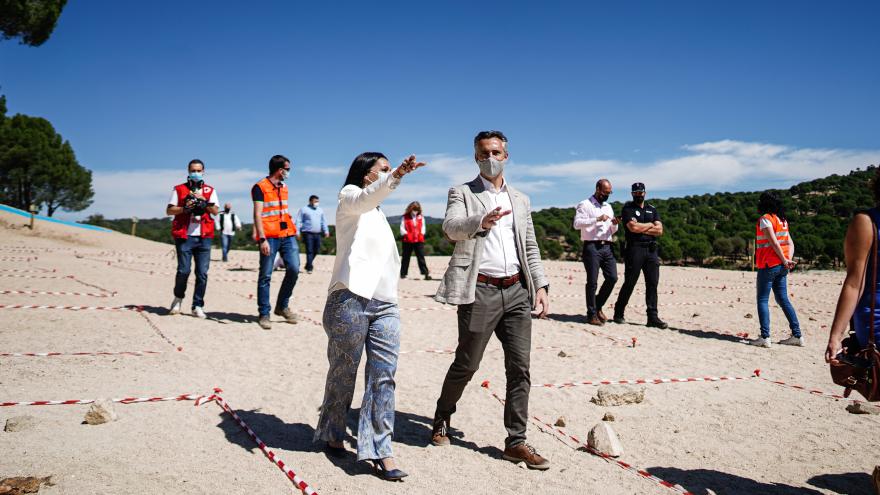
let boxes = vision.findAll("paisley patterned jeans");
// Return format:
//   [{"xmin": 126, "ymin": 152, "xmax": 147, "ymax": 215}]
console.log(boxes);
[{"xmin": 314, "ymin": 289, "xmax": 401, "ymax": 461}]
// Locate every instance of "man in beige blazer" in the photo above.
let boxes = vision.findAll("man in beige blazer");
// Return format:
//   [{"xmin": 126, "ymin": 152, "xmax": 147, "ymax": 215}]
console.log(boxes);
[{"xmin": 431, "ymin": 130, "xmax": 551, "ymax": 470}]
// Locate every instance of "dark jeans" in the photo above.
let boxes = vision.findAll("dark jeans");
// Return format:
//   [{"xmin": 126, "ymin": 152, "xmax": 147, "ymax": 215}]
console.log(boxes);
[
  {"xmin": 174, "ymin": 235, "xmax": 212, "ymax": 309},
  {"xmin": 221, "ymin": 234, "xmax": 233, "ymax": 262},
  {"xmin": 400, "ymin": 242, "xmax": 429, "ymax": 277},
  {"xmin": 614, "ymin": 244, "xmax": 660, "ymax": 319},
  {"xmin": 303, "ymin": 231, "xmax": 322, "ymax": 271},
  {"xmin": 582, "ymin": 242, "xmax": 618, "ymax": 317},
  {"xmin": 756, "ymin": 264, "xmax": 801, "ymax": 339},
  {"xmin": 434, "ymin": 280, "xmax": 531, "ymax": 448},
  {"xmin": 257, "ymin": 236, "xmax": 300, "ymax": 317}
]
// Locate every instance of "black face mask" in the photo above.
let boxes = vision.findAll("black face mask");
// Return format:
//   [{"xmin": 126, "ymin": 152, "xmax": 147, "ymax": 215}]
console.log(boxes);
[
  {"xmin": 224, "ymin": 207, "xmax": 231, "ymax": 213},
  {"xmin": 632, "ymin": 194, "xmax": 645, "ymax": 204},
  {"xmin": 596, "ymin": 193, "xmax": 609, "ymax": 203}
]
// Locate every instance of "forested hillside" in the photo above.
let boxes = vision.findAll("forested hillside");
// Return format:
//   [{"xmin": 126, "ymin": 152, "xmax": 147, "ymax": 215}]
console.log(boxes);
[
  {"xmin": 83, "ymin": 166, "xmax": 876, "ymax": 268},
  {"xmin": 531, "ymin": 166, "xmax": 876, "ymax": 267}
]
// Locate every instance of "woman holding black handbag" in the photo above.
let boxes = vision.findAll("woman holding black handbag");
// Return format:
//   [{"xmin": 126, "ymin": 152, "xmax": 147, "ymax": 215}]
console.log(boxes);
[
  {"xmin": 825, "ymin": 197, "xmax": 880, "ymax": 388},
  {"xmin": 826, "ymin": 172, "xmax": 880, "ymax": 495}
]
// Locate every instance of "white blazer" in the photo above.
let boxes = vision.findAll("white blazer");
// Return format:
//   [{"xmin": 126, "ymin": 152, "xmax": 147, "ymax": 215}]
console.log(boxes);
[{"xmin": 328, "ymin": 173, "xmax": 402, "ymax": 303}]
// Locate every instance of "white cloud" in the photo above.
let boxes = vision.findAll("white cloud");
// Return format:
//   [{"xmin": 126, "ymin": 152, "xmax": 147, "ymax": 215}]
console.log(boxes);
[
  {"xmin": 522, "ymin": 139, "xmax": 880, "ymax": 195},
  {"xmin": 54, "ymin": 139, "xmax": 880, "ymax": 223}
]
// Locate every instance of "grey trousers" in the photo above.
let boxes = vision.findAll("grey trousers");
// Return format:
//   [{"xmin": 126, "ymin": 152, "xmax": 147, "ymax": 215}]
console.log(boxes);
[
  {"xmin": 434, "ymin": 280, "xmax": 532, "ymax": 448},
  {"xmin": 583, "ymin": 241, "xmax": 618, "ymax": 317}
]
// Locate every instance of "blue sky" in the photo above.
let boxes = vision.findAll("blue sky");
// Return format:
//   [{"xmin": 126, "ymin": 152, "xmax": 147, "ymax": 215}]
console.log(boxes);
[{"xmin": 1, "ymin": 1, "xmax": 879, "ymax": 222}]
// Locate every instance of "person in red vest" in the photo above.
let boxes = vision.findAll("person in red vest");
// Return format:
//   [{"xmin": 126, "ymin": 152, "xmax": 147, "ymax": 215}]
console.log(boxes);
[
  {"xmin": 252, "ymin": 154, "xmax": 300, "ymax": 330},
  {"xmin": 749, "ymin": 191, "xmax": 802, "ymax": 348},
  {"xmin": 399, "ymin": 201, "xmax": 431, "ymax": 280},
  {"xmin": 165, "ymin": 159, "xmax": 220, "ymax": 319}
]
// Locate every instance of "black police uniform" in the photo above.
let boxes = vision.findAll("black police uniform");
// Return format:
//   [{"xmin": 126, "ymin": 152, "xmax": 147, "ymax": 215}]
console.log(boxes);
[{"xmin": 613, "ymin": 200, "xmax": 663, "ymax": 322}]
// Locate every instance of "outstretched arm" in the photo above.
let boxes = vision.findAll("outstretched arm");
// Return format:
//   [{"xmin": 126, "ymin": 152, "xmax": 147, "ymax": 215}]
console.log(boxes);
[{"xmin": 442, "ymin": 187, "xmax": 484, "ymax": 241}]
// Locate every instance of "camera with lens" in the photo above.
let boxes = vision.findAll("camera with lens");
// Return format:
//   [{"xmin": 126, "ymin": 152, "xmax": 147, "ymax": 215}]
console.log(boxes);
[{"xmin": 183, "ymin": 194, "xmax": 208, "ymax": 216}]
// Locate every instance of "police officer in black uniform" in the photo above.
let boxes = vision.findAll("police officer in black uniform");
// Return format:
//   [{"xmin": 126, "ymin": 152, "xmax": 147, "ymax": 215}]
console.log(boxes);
[{"xmin": 612, "ymin": 182, "xmax": 668, "ymax": 328}]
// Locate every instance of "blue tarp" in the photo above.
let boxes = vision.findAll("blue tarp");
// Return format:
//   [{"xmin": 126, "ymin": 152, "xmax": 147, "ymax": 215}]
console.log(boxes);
[{"xmin": 0, "ymin": 204, "xmax": 114, "ymax": 233}]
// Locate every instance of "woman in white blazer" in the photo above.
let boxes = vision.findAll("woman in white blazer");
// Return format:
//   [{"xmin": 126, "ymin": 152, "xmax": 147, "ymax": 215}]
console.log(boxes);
[{"xmin": 314, "ymin": 152, "xmax": 425, "ymax": 481}]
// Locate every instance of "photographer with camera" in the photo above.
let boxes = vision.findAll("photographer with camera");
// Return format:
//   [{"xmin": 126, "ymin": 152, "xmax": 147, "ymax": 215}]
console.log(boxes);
[
  {"xmin": 611, "ymin": 182, "xmax": 668, "ymax": 329},
  {"xmin": 166, "ymin": 159, "xmax": 220, "ymax": 319}
]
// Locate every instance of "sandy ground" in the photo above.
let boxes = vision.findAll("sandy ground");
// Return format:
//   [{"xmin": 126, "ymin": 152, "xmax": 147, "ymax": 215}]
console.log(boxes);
[{"xmin": 1, "ymin": 209, "xmax": 878, "ymax": 495}]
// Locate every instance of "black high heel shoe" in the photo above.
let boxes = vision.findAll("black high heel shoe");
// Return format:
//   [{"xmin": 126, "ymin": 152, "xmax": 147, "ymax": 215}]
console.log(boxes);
[{"xmin": 370, "ymin": 459, "xmax": 408, "ymax": 481}]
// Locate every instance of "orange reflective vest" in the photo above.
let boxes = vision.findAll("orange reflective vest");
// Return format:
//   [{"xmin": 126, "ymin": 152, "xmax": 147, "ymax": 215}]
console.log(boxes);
[
  {"xmin": 255, "ymin": 178, "xmax": 296, "ymax": 239},
  {"xmin": 755, "ymin": 213, "xmax": 791, "ymax": 269},
  {"xmin": 402, "ymin": 214, "xmax": 425, "ymax": 243}
]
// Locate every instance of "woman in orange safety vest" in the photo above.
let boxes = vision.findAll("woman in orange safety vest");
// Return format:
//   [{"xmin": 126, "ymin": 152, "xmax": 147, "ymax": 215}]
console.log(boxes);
[{"xmin": 749, "ymin": 192, "xmax": 802, "ymax": 348}]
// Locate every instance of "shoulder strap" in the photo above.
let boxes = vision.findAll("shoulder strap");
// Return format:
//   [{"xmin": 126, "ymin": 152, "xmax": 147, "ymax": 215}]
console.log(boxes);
[{"xmin": 870, "ymin": 215, "xmax": 878, "ymax": 348}]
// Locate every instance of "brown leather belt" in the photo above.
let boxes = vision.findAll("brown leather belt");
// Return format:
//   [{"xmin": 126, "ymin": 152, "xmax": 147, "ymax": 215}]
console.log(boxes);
[{"xmin": 477, "ymin": 272, "xmax": 521, "ymax": 288}]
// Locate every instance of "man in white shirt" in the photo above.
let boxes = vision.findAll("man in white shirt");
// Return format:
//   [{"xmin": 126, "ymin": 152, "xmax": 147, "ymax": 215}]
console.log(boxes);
[
  {"xmin": 573, "ymin": 179, "xmax": 619, "ymax": 326},
  {"xmin": 431, "ymin": 130, "xmax": 551, "ymax": 470},
  {"xmin": 215, "ymin": 202, "xmax": 242, "ymax": 262},
  {"xmin": 165, "ymin": 159, "xmax": 220, "ymax": 318}
]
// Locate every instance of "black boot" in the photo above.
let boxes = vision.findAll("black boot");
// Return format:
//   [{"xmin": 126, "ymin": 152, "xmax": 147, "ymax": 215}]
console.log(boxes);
[{"xmin": 646, "ymin": 317, "xmax": 668, "ymax": 329}]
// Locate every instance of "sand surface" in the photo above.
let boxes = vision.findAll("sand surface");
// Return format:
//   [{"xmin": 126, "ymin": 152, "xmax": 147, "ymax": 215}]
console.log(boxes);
[{"xmin": 1, "ymin": 209, "xmax": 878, "ymax": 495}]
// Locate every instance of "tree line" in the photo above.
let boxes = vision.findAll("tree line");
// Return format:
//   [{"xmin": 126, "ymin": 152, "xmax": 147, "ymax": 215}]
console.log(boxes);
[
  {"xmin": 529, "ymin": 166, "xmax": 876, "ymax": 268},
  {"xmin": 84, "ymin": 165, "xmax": 876, "ymax": 269}
]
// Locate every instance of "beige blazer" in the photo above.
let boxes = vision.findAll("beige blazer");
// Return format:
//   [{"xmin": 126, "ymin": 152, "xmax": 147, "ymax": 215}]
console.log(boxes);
[{"xmin": 434, "ymin": 176, "xmax": 548, "ymax": 307}]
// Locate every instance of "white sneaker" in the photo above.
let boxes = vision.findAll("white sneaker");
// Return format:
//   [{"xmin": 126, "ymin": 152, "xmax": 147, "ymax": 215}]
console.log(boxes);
[
  {"xmin": 779, "ymin": 335, "xmax": 805, "ymax": 346},
  {"xmin": 192, "ymin": 306, "xmax": 207, "ymax": 319},
  {"xmin": 748, "ymin": 337, "xmax": 772, "ymax": 348},
  {"xmin": 169, "ymin": 297, "xmax": 182, "ymax": 315}
]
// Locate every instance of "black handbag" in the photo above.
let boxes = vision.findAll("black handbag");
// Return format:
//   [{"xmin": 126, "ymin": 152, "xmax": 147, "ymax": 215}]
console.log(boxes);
[{"xmin": 830, "ymin": 214, "xmax": 880, "ymax": 401}]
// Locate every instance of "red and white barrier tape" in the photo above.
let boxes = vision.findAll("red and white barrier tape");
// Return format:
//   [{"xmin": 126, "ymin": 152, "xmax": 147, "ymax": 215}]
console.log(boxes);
[
  {"xmin": 1, "ymin": 392, "xmax": 209, "ymax": 407},
  {"xmin": 572, "ymin": 324, "xmax": 631, "ymax": 345},
  {"xmin": 202, "ymin": 389, "xmax": 319, "ymax": 495},
  {"xmin": 753, "ymin": 369, "xmax": 864, "ymax": 404},
  {"xmin": 61, "ymin": 275, "xmax": 117, "ymax": 295},
  {"xmin": 296, "ymin": 313, "xmax": 325, "ymax": 328},
  {"xmin": 400, "ymin": 342, "xmax": 620, "ymax": 356},
  {"xmin": 134, "ymin": 307, "xmax": 183, "ymax": 351},
  {"xmin": 0, "ymin": 303, "xmax": 131, "ymax": 311},
  {"xmin": 293, "ymin": 307, "xmax": 455, "ymax": 314},
  {"xmin": 400, "ymin": 347, "xmax": 456, "ymax": 355},
  {"xmin": 533, "ymin": 373, "xmax": 756, "ymax": 389},
  {"xmin": 480, "ymin": 381, "xmax": 693, "ymax": 495},
  {"xmin": 1, "ymin": 289, "xmax": 113, "ymax": 297},
  {"xmin": 0, "ymin": 273, "xmax": 60, "ymax": 279},
  {"xmin": 611, "ymin": 299, "xmax": 743, "ymax": 309},
  {"xmin": 1, "ymin": 350, "xmax": 160, "ymax": 358}
]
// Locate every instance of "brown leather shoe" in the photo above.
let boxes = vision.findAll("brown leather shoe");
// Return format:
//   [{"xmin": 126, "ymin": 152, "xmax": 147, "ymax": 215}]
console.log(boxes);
[
  {"xmin": 502, "ymin": 443, "xmax": 550, "ymax": 470},
  {"xmin": 587, "ymin": 315, "xmax": 604, "ymax": 326},
  {"xmin": 431, "ymin": 420, "xmax": 450, "ymax": 446},
  {"xmin": 597, "ymin": 309, "xmax": 608, "ymax": 323}
]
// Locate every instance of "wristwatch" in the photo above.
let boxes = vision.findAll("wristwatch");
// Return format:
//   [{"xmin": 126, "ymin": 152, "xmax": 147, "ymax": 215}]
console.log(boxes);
[{"xmin": 257, "ymin": 237, "xmax": 266, "ymax": 244}]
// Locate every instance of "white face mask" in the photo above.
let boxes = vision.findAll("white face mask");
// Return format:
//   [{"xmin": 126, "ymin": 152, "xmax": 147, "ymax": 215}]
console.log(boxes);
[
  {"xmin": 365, "ymin": 170, "xmax": 388, "ymax": 187},
  {"xmin": 280, "ymin": 169, "xmax": 290, "ymax": 181},
  {"xmin": 477, "ymin": 157, "xmax": 506, "ymax": 178},
  {"xmin": 312, "ymin": 202, "xmax": 319, "ymax": 208}
]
